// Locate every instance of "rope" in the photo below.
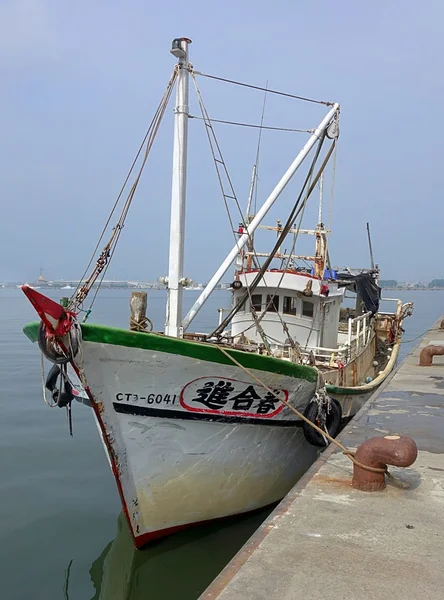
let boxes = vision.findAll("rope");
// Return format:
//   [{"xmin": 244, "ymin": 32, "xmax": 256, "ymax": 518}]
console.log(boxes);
[
  {"xmin": 129, "ymin": 316, "xmax": 153, "ymax": 332},
  {"xmin": 216, "ymin": 345, "xmax": 387, "ymax": 476},
  {"xmin": 326, "ymin": 141, "xmax": 337, "ymax": 242},
  {"xmin": 70, "ymin": 67, "xmax": 178, "ymax": 312},
  {"xmin": 40, "ymin": 353, "xmax": 58, "ymax": 408},
  {"xmin": 398, "ymin": 327, "xmax": 440, "ymax": 344},
  {"xmin": 211, "ymin": 137, "xmax": 325, "ymax": 337},
  {"xmin": 188, "ymin": 115, "xmax": 312, "ymax": 134},
  {"xmin": 211, "ymin": 135, "xmax": 337, "ymax": 339},
  {"xmin": 193, "ymin": 70, "xmax": 334, "ymax": 106},
  {"xmin": 253, "ymin": 82, "xmax": 268, "ymax": 216},
  {"xmin": 256, "ymin": 135, "xmax": 319, "ymax": 347},
  {"xmin": 191, "ymin": 74, "xmax": 265, "ymax": 322}
]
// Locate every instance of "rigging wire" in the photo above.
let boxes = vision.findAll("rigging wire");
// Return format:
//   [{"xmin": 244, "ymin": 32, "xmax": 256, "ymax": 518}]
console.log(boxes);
[
  {"xmin": 225, "ymin": 142, "xmax": 336, "ymax": 343},
  {"xmin": 214, "ymin": 139, "xmax": 337, "ymax": 341},
  {"xmin": 327, "ymin": 141, "xmax": 338, "ymax": 241},
  {"xmin": 193, "ymin": 70, "xmax": 334, "ymax": 106},
  {"xmin": 188, "ymin": 114, "xmax": 311, "ymax": 134},
  {"xmin": 191, "ymin": 74, "xmax": 268, "ymax": 326},
  {"xmin": 69, "ymin": 67, "xmax": 178, "ymax": 312},
  {"xmin": 210, "ymin": 131, "xmax": 329, "ymax": 339},
  {"xmin": 245, "ymin": 149, "xmax": 318, "ymax": 342},
  {"xmin": 191, "ymin": 75, "xmax": 250, "ymax": 253},
  {"xmin": 253, "ymin": 82, "xmax": 268, "ymax": 216},
  {"xmin": 192, "ymin": 73, "xmax": 274, "ymax": 348},
  {"xmin": 231, "ymin": 82, "xmax": 323, "ymax": 345}
]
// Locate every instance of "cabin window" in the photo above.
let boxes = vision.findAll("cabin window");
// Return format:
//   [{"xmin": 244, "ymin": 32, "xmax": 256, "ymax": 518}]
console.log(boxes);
[
  {"xmin": 266, "ymin": 294, "xmax": 279, "ymax": 312},
  {"xmin": 302, "ymin": 300, "xmax": 314, "ymax": 318},
  {"xmin": 283, "ymin": 296, "xmax": 297, "ymax": 316},
  {"xmin": 250, "ymin": 294, "xmax": 262, "ymax": 312}
]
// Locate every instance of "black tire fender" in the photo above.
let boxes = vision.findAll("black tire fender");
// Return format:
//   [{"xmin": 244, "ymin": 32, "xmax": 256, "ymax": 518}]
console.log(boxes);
[
  {"xmin": 302, "ymin": 397, "xmax": 342, "ymax": 447},
  {"xmin": 45, "ymin": 364, "xmax": 61, "ymax": 392},
  {"xmin": 231, "ymin": 280, "xmax": 243, "ymax": 290},
  {"xmin": 37, "ymin": 321, "xmax": 78, "ymax": 364},
  {"xmin": 57, "ymin": 379, "xmax": 74, "ymax": 408}
]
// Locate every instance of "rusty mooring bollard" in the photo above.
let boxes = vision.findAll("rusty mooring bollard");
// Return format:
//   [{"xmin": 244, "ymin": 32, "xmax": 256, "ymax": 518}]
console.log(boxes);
[
  {"xmin": 419, "ymin": 345, "xmax": 444, "ymax": 366},
  {"xmin": 352, "ymin": 435, "xmax": 418, "ymax": 492}
]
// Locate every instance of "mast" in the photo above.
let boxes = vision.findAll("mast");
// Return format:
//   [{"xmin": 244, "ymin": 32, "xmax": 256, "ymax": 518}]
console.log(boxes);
[
  {"xmin": 182, "ymin": 103, "xmax": 340, "ymax": 331},
  {"xmin": 318, "ymin": 172, "xmax": 324, "ymax": 224},
  {"xmin": 314, "ymin": 172, "xmax": 325, "ymax": 279},
  {"xmin": 366, "ymin": 222, "xmax": 375, "ymax": 270},
  {"xmin": 165, "ymin": 37, "xmax": 192, "ymax": 338},
  {"xmin": 236, "ymin": 165, "xmax": 257, "ymax": 273}
]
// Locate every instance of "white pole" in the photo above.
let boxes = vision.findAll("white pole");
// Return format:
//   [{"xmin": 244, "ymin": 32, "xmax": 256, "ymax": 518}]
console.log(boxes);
[
  {"xmin": 182, "ymin": 103, "xmax": 340, "ymax": 331},
  {"xmin": 165, "ymin": 38, "xmax": 191, "ymax": 338},
  {"xmin": 245, "ymin": 164, "xmax": 257, "ymax": 218},
  {"xmin": 235, "ymin": 164, "xmax": 257, "ymax": 272},
  {"xmin": 318, "ymin": 172, "xmax": 324, "ymax": 224}
]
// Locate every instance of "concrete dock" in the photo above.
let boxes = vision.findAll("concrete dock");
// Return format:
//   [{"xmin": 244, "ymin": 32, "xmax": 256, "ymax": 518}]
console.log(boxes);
[{"xmin": 201, "ymin": 323, "xmax": 444, "ymax": 600}]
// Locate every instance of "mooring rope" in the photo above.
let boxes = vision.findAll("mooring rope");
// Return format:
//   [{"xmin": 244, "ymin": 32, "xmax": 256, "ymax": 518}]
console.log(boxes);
[{"xmin": 217, "ymin": 345, "xmax": 387, "ymax": 476}]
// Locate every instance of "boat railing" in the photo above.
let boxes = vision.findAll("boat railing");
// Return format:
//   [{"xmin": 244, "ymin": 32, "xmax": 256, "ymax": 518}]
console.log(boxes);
[
  {"xmin": 380, "ymin": 297, "xmax": 403, "ymax": 315},
  {"xmin": 344, "ymin": 311, "xmax": 374, "ymax": 361},
  {"xmin": 269, "ymin": 343, "xmax": 348, "ymax": 366},
  {"xmin": 305, "ymin": 345, "xmax": 348, "ymax": 364}
]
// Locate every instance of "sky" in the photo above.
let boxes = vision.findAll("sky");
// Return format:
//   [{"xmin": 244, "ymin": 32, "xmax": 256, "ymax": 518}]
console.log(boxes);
[{"xmin": 0, "ymin": 0, "xmax": 443, "ymax": 283}]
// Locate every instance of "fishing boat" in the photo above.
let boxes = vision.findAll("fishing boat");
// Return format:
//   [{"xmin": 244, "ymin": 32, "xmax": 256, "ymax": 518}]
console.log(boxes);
[{"xmin": 22, "ymin": 38, "xmax": 412, "ymax": 549}]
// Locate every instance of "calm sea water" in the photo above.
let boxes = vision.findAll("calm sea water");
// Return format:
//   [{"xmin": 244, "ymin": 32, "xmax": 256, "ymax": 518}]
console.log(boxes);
[{"xmin": 0, "ymin": 287, "xmax": 442, "ymax": 599}]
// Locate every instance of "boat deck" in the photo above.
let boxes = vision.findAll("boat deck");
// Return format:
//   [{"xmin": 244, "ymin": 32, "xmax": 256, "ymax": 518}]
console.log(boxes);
[{"xmin": 200, "ymin": 319, "xmax": 444, "ymax": 600}]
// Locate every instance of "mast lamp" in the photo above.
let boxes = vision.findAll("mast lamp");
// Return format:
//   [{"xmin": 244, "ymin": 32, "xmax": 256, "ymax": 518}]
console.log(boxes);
[{"xmin": 170, "ymin": 38, "xmax": 192, "ymax": 59}]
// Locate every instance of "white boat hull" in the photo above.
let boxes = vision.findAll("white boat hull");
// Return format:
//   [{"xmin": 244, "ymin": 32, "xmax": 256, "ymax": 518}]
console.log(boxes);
[{"xmin": 80, "ymin": 337, "xmax": 319, "ymax": 546}]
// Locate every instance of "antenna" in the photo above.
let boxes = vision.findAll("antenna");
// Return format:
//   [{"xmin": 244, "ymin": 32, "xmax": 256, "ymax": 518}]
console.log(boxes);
[{"xmin": 366, "ymin": 222, "xmax": 375, "ymax": 269}]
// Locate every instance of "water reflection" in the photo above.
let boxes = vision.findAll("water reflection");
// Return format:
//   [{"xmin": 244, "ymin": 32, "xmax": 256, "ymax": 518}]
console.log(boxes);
[{"xmin": 89, "ymin": 507, "xmax": 274, "ymax": 600}]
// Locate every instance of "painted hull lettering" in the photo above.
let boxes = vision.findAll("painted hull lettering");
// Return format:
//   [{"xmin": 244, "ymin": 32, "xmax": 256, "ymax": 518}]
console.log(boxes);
[
  {"xmin": 115, "ymin": 393, "xmax": 177, "ymax": 406},
  {"xmin": 180, "ymin": 376, "xmax": 287, "ymax": 419}
]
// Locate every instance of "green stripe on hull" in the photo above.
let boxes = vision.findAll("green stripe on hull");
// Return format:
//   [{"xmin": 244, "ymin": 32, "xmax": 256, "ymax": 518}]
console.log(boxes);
[
  {"xmin": 326, "ymin": 384, "xmax": 367, "ymax": 396},
  {"xmin": 23, "ymin": 321, "xmax": 318, "ymax": 383}
]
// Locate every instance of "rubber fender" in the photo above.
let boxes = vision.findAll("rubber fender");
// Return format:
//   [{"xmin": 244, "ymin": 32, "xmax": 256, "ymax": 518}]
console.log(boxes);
[
  {"xmin": 37, "ymin": 321, "xmax": 78, "ymax": 364},
  {"xmin": 231, "ymin": 280, "xmax": 243, "ymax": 290},
  {"xmin": 45, "ymin": 364, "xmax": 61, "ymax": 392},
  {"xmin": 302, "ymin": 397, "xmax": 342, "ymax": 447},
  {"xmin": 57, "ymin": 379, "xmax": 74, "ymax": 409}
]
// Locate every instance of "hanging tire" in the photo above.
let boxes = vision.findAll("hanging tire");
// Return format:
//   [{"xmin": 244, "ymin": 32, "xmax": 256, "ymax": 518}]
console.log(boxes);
[
  {"xmin": 231, "ymin": 280, "xmax": 242, "ymax": 290},
  {"xmin": 57, "ymin": 379, "xmax": 74, "ymax": 408},
  {"xmin": 45, "ymin": 364, "xmax": 61, "ymax": 392},
  {"xmin": 37, "ymin": 321, "xmax": 78, "ymax": 364},
  {"xmin": 302, "ymin": 397, "xmax": 342, "ymax": 447}
]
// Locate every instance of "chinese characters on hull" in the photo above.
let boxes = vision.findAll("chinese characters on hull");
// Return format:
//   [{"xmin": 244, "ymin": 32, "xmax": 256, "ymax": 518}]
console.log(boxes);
[{"xmin": 180, "ymin": 377, "xmax": 288, "ymax": 418}]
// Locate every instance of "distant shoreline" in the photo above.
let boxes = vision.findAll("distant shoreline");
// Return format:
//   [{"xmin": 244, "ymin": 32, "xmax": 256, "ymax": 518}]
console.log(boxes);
[{"xmin": 381, "ymin": 287, "xmax": 444, "ymax": 291}]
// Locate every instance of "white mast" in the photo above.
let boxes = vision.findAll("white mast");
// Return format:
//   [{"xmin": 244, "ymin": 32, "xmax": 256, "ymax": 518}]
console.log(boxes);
[
  {"xmin": 245, "ymin": 164, "xmax": 257, "ymax": 219},
  {"xmin": 165, "ymin": 37, "xmax": 191, "ymax": 338},
  {"xmin": 235, "ymin": 164, "xmax": 257, "ymax": 273},
  {"xmin": 182, "ymin": 103, "xmax": 340, "ymax": 331},
  {"xmin": 318, "ymin": 172, "xmax": 324, "ymax": 224}
]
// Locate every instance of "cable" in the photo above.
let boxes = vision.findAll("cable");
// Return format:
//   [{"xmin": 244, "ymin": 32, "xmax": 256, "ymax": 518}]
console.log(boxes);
[
  {"xmin": 188, "ymin": 114, "xmax": 311, "ymax": 133},
  {"xmin": 210, "ymin": 133, "xmax": 330, "ymax": 338},
  {"xmin": 193, "ymin": 70, "xmax": 334, "ymax": 106},
  {"xmin": 70, "ymin": 67, "xmax": 178, "ymax": 311}
]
